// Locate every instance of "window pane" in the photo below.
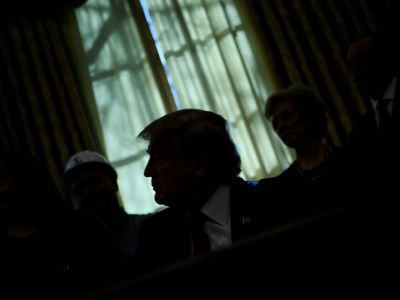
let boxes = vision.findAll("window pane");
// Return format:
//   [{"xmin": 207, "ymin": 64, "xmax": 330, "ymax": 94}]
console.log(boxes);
[{"xmin": 75, "ymin": 0, "xmax": 167, "ymax": 214}]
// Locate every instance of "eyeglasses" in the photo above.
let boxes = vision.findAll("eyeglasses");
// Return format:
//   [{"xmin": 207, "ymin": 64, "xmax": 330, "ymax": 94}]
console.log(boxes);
[{"xmin": 70, "ymin": 175, "xmax": 103, "ymax": 197}]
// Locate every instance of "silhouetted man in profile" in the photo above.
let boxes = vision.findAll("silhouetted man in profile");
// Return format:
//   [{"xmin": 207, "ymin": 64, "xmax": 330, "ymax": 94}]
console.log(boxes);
[{"xmin": 135, "ymin": 109, "xmax": 260, "ymax": 273}]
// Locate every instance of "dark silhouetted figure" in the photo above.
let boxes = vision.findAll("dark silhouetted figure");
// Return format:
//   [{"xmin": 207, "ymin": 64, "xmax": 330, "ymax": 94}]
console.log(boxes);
[
  {"xmin": 257, "ymin": 84, "xmax": 357, "ymax": 226},
  {"xmin": 61, "ymin": 150, "xmax": 148, "ymax": 262},
  {"xmin": 0, "ymin": 149, "xmax": 127, "ymax": 299},
  {"xmin": 243, "ymin": 84, "xmax": 379, "ymax": 281},
  {"xmin": 346, "ymin": 33, "xmax": 400, "ymax": 272},
  {"xmin": 347, "ymin": 33, "xmax": 400, "ymax": 197},
  {"xmin": 135, "ymin": 109, "xmax": 261, "ymax": 273}
]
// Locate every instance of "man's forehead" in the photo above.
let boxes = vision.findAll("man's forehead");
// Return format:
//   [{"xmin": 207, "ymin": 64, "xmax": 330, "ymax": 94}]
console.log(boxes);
[
  {"xmin": 348, "ymin": 36, "xmax": 375, "ymax": 57},
  {"xmin": 147, "ymin": 138, "xmax": 177, "ymax": 153}
]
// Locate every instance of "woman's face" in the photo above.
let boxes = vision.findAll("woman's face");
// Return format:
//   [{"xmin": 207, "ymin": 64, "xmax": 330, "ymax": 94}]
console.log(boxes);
[{"xmin": 271, "ymin": 98, "xmax": 313, "ymax": 148}]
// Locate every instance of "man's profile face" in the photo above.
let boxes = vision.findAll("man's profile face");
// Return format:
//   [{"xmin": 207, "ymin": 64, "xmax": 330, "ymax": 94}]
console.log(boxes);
[
  {"xmin": 347, "ymin": 36, "xmax": 381, "ymax": 92},
  {"xmin": 144, "ymin": 139, "xmax": 197, "ymax": 207}
]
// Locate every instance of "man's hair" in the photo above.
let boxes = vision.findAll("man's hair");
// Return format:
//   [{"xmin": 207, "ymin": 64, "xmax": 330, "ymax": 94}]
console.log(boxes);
[
  {"xmin": 347, "ymin": 31, "xmax": 380, "ymax": 47},
  {"xmin": 347, "ymin": 31, "xmax": 382, "ymax": 58},
  {"xmin": 138, "ymin": 109, "xmax": 241, "ymax": 183},
  {"xmin": 265, "ymin": 84, "xmax": 327, "ymax": 139}
]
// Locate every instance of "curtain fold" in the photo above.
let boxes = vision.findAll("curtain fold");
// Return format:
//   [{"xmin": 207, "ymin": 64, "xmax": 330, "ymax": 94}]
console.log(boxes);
[
  {"xmin": 0, "ymin": 9, "xmax": 101, "ymax": 197},
  {"xmin": 127, "ymin": 0, "xmax": 179, "ymax": 113}
]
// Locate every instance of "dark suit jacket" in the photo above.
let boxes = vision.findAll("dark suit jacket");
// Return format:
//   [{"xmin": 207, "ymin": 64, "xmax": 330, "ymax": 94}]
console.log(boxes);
[
  {"xmin": 349, "ymin": 79, "xmax": 400, "ymax": 190},
  {"xmin": 348, "ymin": 81, "xmax": 400, "ymax": 253},
  {"xmin": 135, "ymin": 177, "xmax": 262, "ymax": 274},
  {"xmin": 253, "ymin": 146, "xmax": 360, "ymax": 230}
]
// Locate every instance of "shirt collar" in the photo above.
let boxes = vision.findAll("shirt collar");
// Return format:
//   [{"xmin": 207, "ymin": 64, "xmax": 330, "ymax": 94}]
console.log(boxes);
[
  {"xmin": 200, "ymin": 185, "xmax": 230, "ymax": 226},
  {"xmin": 383, "ymin": 77, "xmax": 397, "ymax": 100},
  {"xmin": 370, "ymin": 77, "xmax": 397, "ymax": 109}
]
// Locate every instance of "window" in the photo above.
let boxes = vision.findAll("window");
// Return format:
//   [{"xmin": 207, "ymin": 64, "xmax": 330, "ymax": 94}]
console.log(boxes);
[{"xmin": 75, "ymin": 0, "xmax": 293, "ymax": 214}]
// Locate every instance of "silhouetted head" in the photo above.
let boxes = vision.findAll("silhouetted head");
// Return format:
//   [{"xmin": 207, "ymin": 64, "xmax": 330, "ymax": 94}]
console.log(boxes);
[
  {"xmin": 138, "ymin": 109, "xmax": 241, "ymax": 208},
  {"xmin": 347, "ymin": 33, "xmax": 395, "ymax": 98},
  {"xmin": 62, "ymin": 151, "xmax": 119, "ymax": 213}
]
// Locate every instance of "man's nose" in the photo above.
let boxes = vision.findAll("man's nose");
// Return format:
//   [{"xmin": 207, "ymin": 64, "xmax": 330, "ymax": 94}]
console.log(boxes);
[{"xmin": 144, "ymin": 159, "xmax": 153, "ymax": 177}]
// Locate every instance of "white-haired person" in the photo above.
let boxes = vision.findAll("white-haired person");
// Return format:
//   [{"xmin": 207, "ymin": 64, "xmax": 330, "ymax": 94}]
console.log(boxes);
[{"xmin": 62, "ymin": 150, "xmax": 147, "ymax": 262}]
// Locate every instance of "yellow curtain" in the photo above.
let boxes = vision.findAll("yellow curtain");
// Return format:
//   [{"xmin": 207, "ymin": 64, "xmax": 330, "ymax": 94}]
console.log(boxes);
[{"xmin": 0, "ymin": 3, "xmax": 102, "ymax": 197}]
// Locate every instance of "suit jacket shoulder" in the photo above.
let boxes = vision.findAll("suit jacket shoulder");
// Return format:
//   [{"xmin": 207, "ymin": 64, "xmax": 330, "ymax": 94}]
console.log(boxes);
[{"xmin": 229, "ymin": 177, "xmax": 264, "ymax": 241}]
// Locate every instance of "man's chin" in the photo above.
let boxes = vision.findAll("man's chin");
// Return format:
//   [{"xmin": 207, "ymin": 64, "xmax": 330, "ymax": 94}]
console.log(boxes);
[
  {"xmin": 155, "ymin": 193, "xmax": 182, "ymax": 208},
  {"xmin": 154, "ymin": 193, "xmax": 168, "ymax": 206}
]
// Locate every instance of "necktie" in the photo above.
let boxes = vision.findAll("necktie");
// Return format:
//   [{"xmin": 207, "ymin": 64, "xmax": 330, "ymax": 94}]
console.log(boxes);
[
  {"xmin": 377, "ymin": 99, "xmax": 391, "ymax": 132},
  {"xmin": 189, "ymin": 212, "xmax": 210, "ymax": 255}
]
